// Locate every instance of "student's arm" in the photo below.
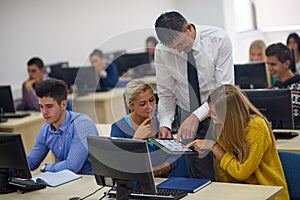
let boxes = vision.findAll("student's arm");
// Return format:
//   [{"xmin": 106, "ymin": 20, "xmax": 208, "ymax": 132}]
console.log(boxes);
[
  {"xmin": 101, "ymin": 63, "xmax": 119, "ymax": 88},
  {"xmin": 16, "ymin": 82, "xmax": 39, "ymax": 111},
  {"xmin": 27, "ymin": 126, "xmax": 50, "ymax": 171},
  {"xmin": 218, "ymin": 119, "xmax": 272, "ymax": 181},
  {"xmin": 153, "ymin": 162, "xmax": 172, "ymax": 177},
  {"xmin": 44, "ymin": 119, "xmax": 98, "ymax": 173}
]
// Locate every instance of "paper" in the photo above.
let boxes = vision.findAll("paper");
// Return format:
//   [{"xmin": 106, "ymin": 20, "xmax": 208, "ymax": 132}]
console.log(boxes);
[{"xmin": 32, "ymin": 169, "xmax": 82, "ymax": 187}]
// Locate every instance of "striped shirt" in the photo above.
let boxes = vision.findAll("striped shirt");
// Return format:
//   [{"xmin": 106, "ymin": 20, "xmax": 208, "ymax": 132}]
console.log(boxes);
[{"xmin": 27, "ymin": 111, "xmax": 98, "ymax": 174}]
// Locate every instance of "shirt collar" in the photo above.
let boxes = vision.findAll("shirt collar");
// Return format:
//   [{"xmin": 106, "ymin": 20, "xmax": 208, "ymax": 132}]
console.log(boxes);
[
  {"xmin": 192, "ymin": 24, "xmax": 201, "ymax": 53},
  {"xmin": 49, "ymin": 111, "xmax": 71, "ymax": 134}
]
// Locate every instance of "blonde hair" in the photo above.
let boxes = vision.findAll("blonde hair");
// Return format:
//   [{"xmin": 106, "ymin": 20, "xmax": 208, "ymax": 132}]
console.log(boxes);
[
  {"xmin": 208, "ymin": 84, "xmax": 275, "ymax": 163},
  {"xmin": 249, "ymin": 40, "xmax": 267, "ymax": 62},
  {"xmin": 124, "ymin": 79, "xmax": 154, "ymax": 107}
]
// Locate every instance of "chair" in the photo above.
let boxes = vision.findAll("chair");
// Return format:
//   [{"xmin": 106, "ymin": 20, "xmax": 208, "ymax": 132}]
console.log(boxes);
[
  {"xmin": 278, "ymin": 151, "xmax": 300, "ymax": 200},
  {"xmin": 66, "ymin": 100, "xmax": 73, "ymax": 111}
]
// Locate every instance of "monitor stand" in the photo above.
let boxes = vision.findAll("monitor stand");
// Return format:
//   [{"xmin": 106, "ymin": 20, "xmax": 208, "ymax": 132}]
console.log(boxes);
[
  {"xmin": 0, "ymin": 118, "xmax": 8, "ymax": 123},
  {"xmin": 115, "ymin": 181, "xmax": 132, "ymax": 200},
  {"xmin": 0, "ymin": 173, "xmax": 17, "ymax": 194}
]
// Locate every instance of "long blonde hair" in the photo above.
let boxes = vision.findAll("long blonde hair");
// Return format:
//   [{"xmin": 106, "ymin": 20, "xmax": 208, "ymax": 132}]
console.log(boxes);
[{"xmin": 208, "ymin": 84, "xmax": 275, "ymax": 163}]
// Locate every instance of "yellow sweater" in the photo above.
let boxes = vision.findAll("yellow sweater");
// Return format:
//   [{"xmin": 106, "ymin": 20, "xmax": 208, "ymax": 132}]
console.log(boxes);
[{"xmin": 216, "ymin": 116, "xmax": 289, "ymax": 200}]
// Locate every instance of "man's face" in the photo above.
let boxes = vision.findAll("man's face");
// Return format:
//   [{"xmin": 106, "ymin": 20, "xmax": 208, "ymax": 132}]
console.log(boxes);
[
  {"xmin": 38, "ymin": 96, "xmax": 66, "ymax": 126},
  {"xmin": 27, "ymin": 64, "xmax": 44, "ymax": 80},
  {"xmin": 266, "ymin": 56, "xmax": 290, "ymax": 78},
  {"xmin": 167, "ymin": 25, "xmax": 195, "ymax": 53}
]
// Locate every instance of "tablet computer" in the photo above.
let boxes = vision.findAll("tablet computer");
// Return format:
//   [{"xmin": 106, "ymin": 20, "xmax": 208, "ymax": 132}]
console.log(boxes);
[{"xmin": 148, "ymin": 138, "xmax": 197, "ymax": 154}]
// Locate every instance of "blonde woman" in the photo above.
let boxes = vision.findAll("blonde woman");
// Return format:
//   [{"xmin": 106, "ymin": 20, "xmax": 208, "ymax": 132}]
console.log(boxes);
[
  {"xmin": 186, "ymin": 84, "xmax": 289, "ymax": 200},
  {"xmin": 110, "ymin": 79, "xmax": 178, "ymax": 176}
]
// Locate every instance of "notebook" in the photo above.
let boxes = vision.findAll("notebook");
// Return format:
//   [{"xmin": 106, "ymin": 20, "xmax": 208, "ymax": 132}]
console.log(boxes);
[
  {"xmin": 156, "ymin": 177, "xmax": 211, "ymax": 193},
  {"xmin": 31, "ymin": 169, "xmax": 82, "ymax": 187},
  {"xmin": 148, "ymin": 138, "xmax": 197, "ymax": 154}
]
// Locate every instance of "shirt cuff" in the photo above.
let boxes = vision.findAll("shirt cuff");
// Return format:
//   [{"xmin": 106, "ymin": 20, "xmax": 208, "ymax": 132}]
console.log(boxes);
[
  {"xmin": 193, "ymin": 102, "xmax": 210, "ymax": 121},
  {"xmin": 159, "ymin": 119, "xmax": 173, "ymax": 130}
]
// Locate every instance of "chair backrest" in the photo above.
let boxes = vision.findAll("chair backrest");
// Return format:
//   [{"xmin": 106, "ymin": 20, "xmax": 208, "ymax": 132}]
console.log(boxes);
[
  {"xmin": 66, "ymin": 100, "xmax": 73, "ymax": 111},
  {"xmin": 278, "ymin": 151, "xmax": 300, "ymax": 200}
]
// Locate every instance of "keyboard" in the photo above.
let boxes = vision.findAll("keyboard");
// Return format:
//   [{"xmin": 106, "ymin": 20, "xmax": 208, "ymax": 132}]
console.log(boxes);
[
  {"xmin": 9, "ymin": 177, "xmax": 46, "ymax": 192},
  {"xmin": 107, "ymin": 188, "xmax": 188, "ymax": 199},
  {"xmin": 273, "ymin": 131, "xmax": 299, "ymax": 139},
  {"xmin": 2, "ymin": 112, "xmax": 31, "ymax": 118}
]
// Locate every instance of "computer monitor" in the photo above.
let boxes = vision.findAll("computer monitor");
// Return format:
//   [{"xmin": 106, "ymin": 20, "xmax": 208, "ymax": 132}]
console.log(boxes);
[
  {"xmin": 61, "ymin": 67, "xmax": 80, "ymax": 89},
  {"xmin": 113, "ymin": 52, "xmax": 150, "ymax": 76},
  {"xmin": 0, "ymin": 86, "xmax": 15, "ymax": 113},
  {"xmin": 87, "ymin": 136, "xmax": 156, "ymax": 199},
  {"xmin": 73, "ymin": 66, "xmax": 99, "ymax": 96},
  {"xmin": 0, "ymin": 133, "xmax": 32, "ymax": 193},
  {"xmin": 46, "ymin": 61, "xmax": 69, "ymax": 80},
  {"xmin": 234, "ymin": 62, "xmax": 268, "ymax": 89},
  {"xmin": 243, "ymin": 89, "xmax": 294, "ymax": 129}
]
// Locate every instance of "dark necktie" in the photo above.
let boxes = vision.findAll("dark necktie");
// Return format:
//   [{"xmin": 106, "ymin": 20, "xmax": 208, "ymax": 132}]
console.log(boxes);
[{"xmin": 187, "ymin": 50, "xmax": 201, "ymax": 112}]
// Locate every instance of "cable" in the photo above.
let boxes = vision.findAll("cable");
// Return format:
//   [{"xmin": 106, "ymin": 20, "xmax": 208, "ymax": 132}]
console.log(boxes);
[{"xmin": 81, "ymin": 186, "xmax": 104, "ymax": 200}]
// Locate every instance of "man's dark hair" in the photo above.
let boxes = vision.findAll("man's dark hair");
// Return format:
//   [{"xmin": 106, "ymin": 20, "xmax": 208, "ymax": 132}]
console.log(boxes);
[
  {"xmin": 36, "ymin": 79, "xmax": 67, "ymax": 104},
  {"xmin": 27, "ymin": 57, "xmax": 44, "ymax": 69},
  {"xmin": 265, "ymin": 43, "xmax": 292, "ymax": 63},
  {"xmin": 155, "ymin": 11, "xmax": 188, "ymax": 45},
  {"xmin": 146, "ymin": 36, "xmax": 158, "ymax": 46},
  {"xmin": 286, "ymin": 32, "xmax": 300, "ymax": 52}
]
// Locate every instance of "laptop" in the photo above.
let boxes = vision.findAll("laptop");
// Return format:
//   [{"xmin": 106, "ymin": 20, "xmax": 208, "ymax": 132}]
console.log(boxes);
[{"xmin": 0, "ymin": 85, "xmax": 30, "ymax": 118}]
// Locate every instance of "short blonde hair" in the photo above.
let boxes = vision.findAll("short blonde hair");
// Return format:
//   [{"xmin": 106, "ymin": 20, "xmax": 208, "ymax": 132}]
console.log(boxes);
[
  {"xmin": 125, "ymin": 79, "xmax": 154, "ymax": 106},
  {"xmin": 249, "ymin": 40, "xmax": 267, "ymax": 62}
]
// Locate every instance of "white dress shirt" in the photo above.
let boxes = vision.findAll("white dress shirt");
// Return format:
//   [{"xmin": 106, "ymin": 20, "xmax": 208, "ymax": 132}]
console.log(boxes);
[{"xmin": 155, "ymin": 25, "xmax": 234, "ymax": 129}]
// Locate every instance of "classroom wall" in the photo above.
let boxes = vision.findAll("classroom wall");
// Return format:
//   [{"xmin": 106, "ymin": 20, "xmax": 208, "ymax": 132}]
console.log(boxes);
[{"xmin": 1, "ymin": 0, "xmax": 299, "ymax": 99}]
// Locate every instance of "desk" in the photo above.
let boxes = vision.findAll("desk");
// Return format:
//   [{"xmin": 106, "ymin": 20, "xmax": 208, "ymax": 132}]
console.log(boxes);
[
  {"xmin": 276, "ymin": 130, "xmax": 300, "ymax": 154},
  {"xmin": 3, "ymin": 175, "xmax": 283, "ymax": 200},
  {"xmin": 0, "ymin": 112, "xmax": 44, "ymax": 154},
  {"xmin": 69, "ymin": 88, "xmax": 126, "ymax": 124}
]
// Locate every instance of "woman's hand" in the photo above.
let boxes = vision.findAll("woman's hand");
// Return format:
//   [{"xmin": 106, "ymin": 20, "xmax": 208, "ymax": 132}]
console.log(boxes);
[
  {"xmin": 133, "ymin": 117, "xmax": 154, "ymax": 140},
  {"xmin": 185, "ymin": 139, "xmax": 216, "ymax": 152}
]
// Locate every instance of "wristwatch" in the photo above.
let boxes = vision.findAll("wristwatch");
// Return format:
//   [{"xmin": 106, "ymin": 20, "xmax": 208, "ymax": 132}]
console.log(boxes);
[{"xmin": 40, "ymin": 164, "xmax": 47, "ymax": 172}]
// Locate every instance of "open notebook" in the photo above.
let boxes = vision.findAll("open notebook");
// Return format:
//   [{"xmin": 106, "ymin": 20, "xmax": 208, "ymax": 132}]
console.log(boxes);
[{"xmin": 32, "ymin": 169, "xmax": 82, "ymax": 187}]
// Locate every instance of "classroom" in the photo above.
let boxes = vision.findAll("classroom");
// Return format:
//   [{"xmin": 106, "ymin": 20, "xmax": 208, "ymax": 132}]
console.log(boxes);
[{"xmin": 0, "ymin": 0, "xmax": 300, "ymax": 199}]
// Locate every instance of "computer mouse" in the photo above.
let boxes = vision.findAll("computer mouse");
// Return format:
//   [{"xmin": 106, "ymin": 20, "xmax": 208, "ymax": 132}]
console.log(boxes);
[{"xmin": 69, "ymin": 197, "xmax": 81, "ymax": 200}]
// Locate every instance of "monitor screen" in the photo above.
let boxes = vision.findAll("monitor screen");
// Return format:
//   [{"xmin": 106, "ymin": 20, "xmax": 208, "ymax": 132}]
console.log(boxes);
[
  {"xmin": 61, "ymin": 67, "xmax": 80, "ymax": 89},
  {"xmin": 243, "ymin": 89, "xmax": 294, "ymax": 129},
  {"xmin": 0, "ymin": 85, "xmax": 15, "ymax": 113},
  {"xmin": 74, "ymin": 66, "xmax": 99, "ymax": 96},
  {"xmin": 234, "ymin": 62, "xmax": 268, "ymax": 89},
  {"xmin": 46, "ymin": 62, "xmax": 69, "ymax": 80},
  {"xmin": 87, "ymin": 136, "xmax": 156, "ymax": 198},
  {"xmin": 113, "ymin": 52, "xmax": 150, "ymax": 76},
  {"xmin": 0, "ymin": 133, "xmax": 32, "ymax": 193}
]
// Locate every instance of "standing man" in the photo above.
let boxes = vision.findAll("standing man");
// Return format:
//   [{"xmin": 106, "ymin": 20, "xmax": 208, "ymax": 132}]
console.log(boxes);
[
  {"xmin": 27, "ymin": 79, "xmax": 98, "ymax": 174},
  {"xmin": 154, "ymin": 11, "xmax": 234, "ymax": 179},
  {"xmin": 17, "ymin": 57, "xmax": 49, "ymax": 111}
]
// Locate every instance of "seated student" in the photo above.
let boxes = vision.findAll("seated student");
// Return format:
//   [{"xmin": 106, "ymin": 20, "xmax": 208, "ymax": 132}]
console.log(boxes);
[
  {"xmin": 286, "ymin": 32, "xmax": 300, "ymax": 73},
  {"xmin": 90, "ymin": 49, "xmax": 119, "ymax": 89},
  {"xmin": 27, "ymin": 79, "xmax": 98, "ymax": 175},
  {"xmin": 186, "ymin": 84, "xmax": 289, "ymax": 200},
  {"xmin": 248, "ymin": 39, "xmax": 275, "ymax": 86},
  {"xmin": 266, "ymin": 42, "xmax": 300, "ymax": 129},
  {"xmin": 17, "ymin": 57, "xmax": 49, "ymax": 111},
  {"xmin": 110, "ymin": 79, "xmax": 178, "ymax": 177}
]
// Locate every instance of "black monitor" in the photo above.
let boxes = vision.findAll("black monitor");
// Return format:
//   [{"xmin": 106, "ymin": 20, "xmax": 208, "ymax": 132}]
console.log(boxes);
[
  {"xmin": 61, "ymin": 67, "xmax": 80, "ymax": 89},
  {"xmin": 234, "ymin": 62, "xmax": 268, "ymax": 89},
  {"xmin": 87, "ymin": 136, "xmax": 156, "ymax": 199},
  {"xmin": 243, "ymin": 89, "xmax": 294, "ymax": 129},
  {"xmin": 0, "ymin": 133, "xmax": 32, "ymax": 193},
  {"xmin": 74, "ymin": 66, "xmax": 99, "ymax": 96},
  {"xmin": 46, "ymin": 61, "xmax": 69, "ymax": 80},
  {"xmin": 113, "ymin": 52, "xmax": 150, "ymax": 76},
  {"xmin": 0, "ymin": 86, "xmax": 15, "ymax": 113}
]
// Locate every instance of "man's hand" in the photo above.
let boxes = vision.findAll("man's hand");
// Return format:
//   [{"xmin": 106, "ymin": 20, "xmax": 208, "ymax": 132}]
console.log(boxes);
[
  {"xmin": 133, "ymin": 117, "xmax": 153, "ymax": 140},
  {"xmin": 158, "ymin": 126, "xmax": 172, "ymax": 139},
  {"xmin": 25, "ymin": 79, "xmax": 37, "ymax": 91},
  {"xmin": 176, "ymin": 113, "xmax": 199, "ymax": 142},
  {"xmin": 185, "ymin": 139, "xmax": 215, "ymax": 152}
]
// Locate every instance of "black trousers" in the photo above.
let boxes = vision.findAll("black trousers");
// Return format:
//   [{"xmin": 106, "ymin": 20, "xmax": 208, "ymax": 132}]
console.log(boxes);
[{"xmin": 179, "ymin": 109, "xmax": 215, "ymax": 180}]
